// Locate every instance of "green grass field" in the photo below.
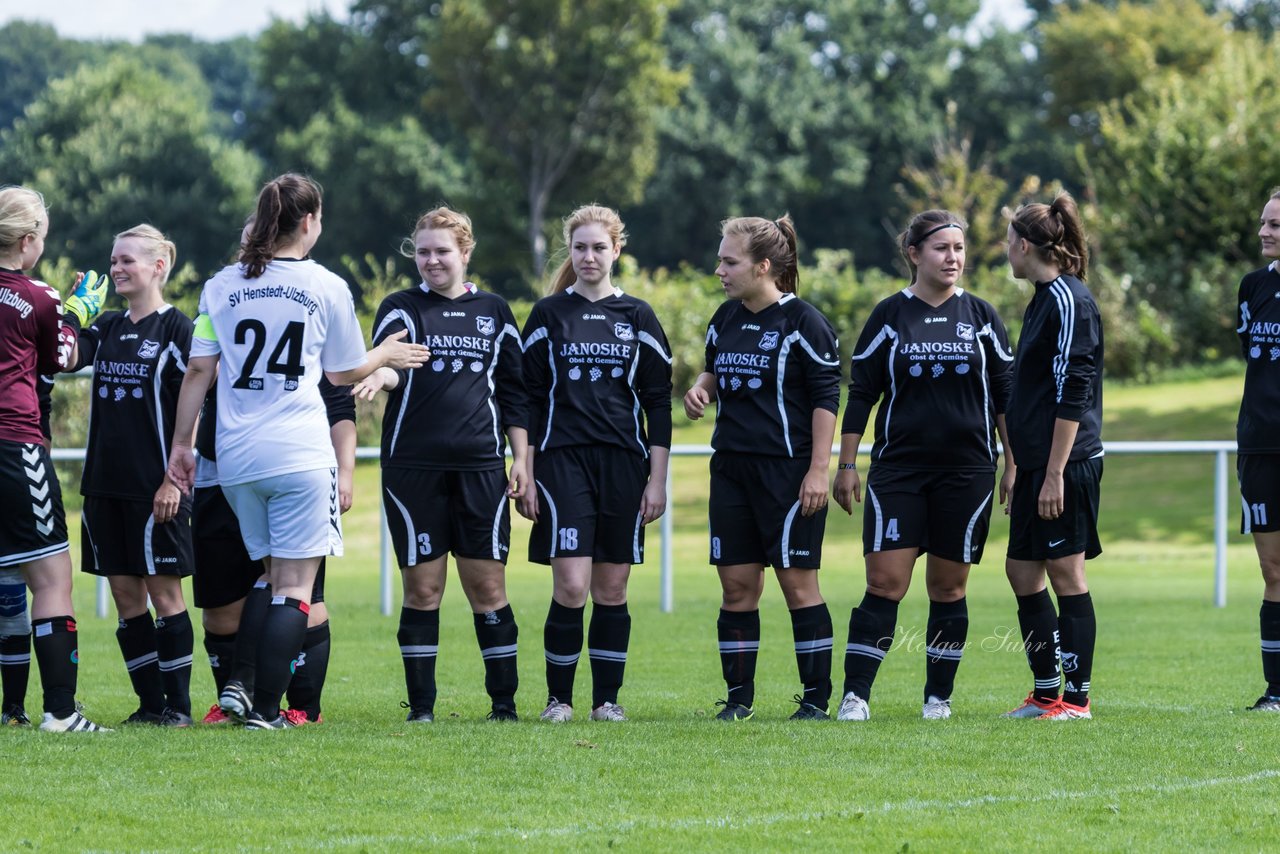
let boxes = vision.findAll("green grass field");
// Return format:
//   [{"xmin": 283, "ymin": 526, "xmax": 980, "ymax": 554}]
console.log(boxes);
[{"xmin": 5, "ymin": 371, "xmax": 1279, "ymax": 852}]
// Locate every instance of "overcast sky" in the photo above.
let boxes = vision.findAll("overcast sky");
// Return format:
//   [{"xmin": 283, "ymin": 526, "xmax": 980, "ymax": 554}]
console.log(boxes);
[{"xmin": 1, "ymin": 0, "xmax": 1032, "ymax": 42}]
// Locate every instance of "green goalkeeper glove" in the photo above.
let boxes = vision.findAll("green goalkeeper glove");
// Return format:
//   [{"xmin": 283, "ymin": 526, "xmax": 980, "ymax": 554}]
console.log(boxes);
[{"xmin": 64, "ymin": 270, "xmax": 109, "ymax": 327}]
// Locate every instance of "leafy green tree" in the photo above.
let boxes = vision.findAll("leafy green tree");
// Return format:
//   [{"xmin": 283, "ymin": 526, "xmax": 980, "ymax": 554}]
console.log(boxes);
[
  {"xmin": 423, "ymin": 0, "xmax": 685, "ymax": 276},
  {"xmin": 0, "ymin": 53, "xmax": 261, "ymax": 282},
  {"xmin": 0, "ymin": 20, "xmax": 88, "ymax": 130}
]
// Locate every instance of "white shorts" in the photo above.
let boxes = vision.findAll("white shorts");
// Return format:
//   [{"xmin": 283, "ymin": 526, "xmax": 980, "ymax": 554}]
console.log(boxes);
[{"xmin": 222, "ymin": 468, "xmax": 342, "ymax": 561}]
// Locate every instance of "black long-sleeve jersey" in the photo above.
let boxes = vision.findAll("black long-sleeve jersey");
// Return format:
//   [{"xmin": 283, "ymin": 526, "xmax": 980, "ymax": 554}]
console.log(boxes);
[
  {"xmin": 372, "ymin": 284, "xmax": 527, "ymax": 470},
  {"xmin": 522, "ymin": 287, "xmax": 672, "ymax": 457},
  {"xmin": 1006, "ymin": 274, "xmax": 1104, "ymax": 471},
  {"xmin": 1236, "ymin": 262, "xmax": 1280, "ymax": 454},
  {"xmin": 843, "ymin": 288, "xmax": 1013, "ymax": 472},
  {"xmin": 704, "ymin": 294, "xmax": 841, "ymax": 458},
  {"xmin": 77, "ymin": 305, "xmax": 192, "ymax": 499},
  {"xmin": 38, "ymin": 374, "xmax": 54, "ymax": 442}
]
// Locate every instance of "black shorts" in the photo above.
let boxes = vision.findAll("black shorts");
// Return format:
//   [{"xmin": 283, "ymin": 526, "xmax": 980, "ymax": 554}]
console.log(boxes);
[
  {"xmin": 192, "ymin": 485, "xmax": 325, "ymax": 609},
  {"xmin": 529, "ymin": 446, "xmax": 647, "ymax": 566},
  {"xmin": 0, "ymin": 440, "xmax": 69, "ymax": 567},
  {"xmin": 708, "ymin": 453, "xmax": 826, "ymax": 570},
  {"xmin": 383, "ymin": 467, "xmax": 511, "ymax": 566},
  {"xmin": 81, "ymin": 495, "xmax": 194, "ymax": 578},
  {"xmin": 863, "ymin": 466, "xmax": 995, "ymax": 564},
  {"xmin": 1239, "ymin": 454, "xmax": 1280, "ymax": 534},
  {"xmin": 1007, "ymin": 457, "xmax": 1103, "ymax": 562}
]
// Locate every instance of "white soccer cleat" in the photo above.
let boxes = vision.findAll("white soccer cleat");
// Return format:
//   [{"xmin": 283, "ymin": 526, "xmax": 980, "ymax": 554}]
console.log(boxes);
[
  {"xmin": 539, "ymin": 700, "xmax": 574, "ymax": 723},
  {"xmin": 1003, "ymin": 693, "xmax": 1057, "ymax": 718},
  {"xmin": 1039, "ymin": 698, "xmax": 1092, "ymax": 720},
  {"xmin": 836, "ymin": 691, "xmax": 870, "ymax": 721},
  {"xmin": 922, "ymin": 696, "xmax": 952, "ymax": 720},
  {"xmin": 589, "ymin": 701, "xmax": 627, "ymax": 722},
  {"xmin": 39, "ymin": 710, "xmax": 111, "ymax": 733}
]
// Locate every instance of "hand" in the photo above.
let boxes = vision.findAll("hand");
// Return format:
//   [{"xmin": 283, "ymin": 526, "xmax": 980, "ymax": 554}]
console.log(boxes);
[
  {"xmin": 1000, "ymin": 465, "xmax": 1016, "ymax": 516},
  {"xmin": 338, "ymin": 468, "xmax": 354, "ymax": 513},
  {"xmin": 833, "ymin": 466, "xmax": 862, "ymax": 514},
  {"xmin": 683, "ymin": 385, "xmax": 711, "ymax": 420},
  {"xmin": 352, "ymin": 370, "xmax": 388, "ymax": 401},
  {"xmin": 64, "ymin": 269, "xmax": 109, "ymax": 326},
  {"xmin": 516, "ymin": 458, "xmax": 539, "ymax": 521},
  {"xmin": 153, "ymin": 478, "xmax": 181, "ymax": 524},
  {"xmin": 375, "ymin": 330, "xmax": 429, "ymax": 371},
  {"xmin": 506, "ymin": 456, "xmax": 528, "ymax": 499},
  {"xmin": 1037, "ymin": 470, "xmax": 1065, "ymax": 520},
  {"xmin": 799, "ymin": 466, "xmax": 829, "ymax": 518},
  {"xmin": 166, "ymin": 445, "xmax": 196, "ymax": 496},
  {"xmin": 639, "ymin": 479, "xmax": 666, "ymax": 526}
]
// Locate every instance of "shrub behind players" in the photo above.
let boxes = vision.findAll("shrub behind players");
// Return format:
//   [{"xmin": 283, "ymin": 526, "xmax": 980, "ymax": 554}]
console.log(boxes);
[
  {"xmin": 1002, "ymin": 192, "xmax": 1103, "ymax": 721},
  {"xmin": 519, "ymin": 204, "xmax": 672, "ymax": 723},
  {"xmin": 832, "ymin": 210, "xmax": 1014, "ymax": 721},
  {"xmin": 354, "ymin": 206, "xmax": 528, "ymax": 722},
  {"xmin": 0, "ymin": 184, "xmax": 110, "ymax": 731},
  {"xmin": 65, "ymin": 225, "xmax": 196, "ymax": 727},
  {"xmin": 1235, "ymin": 186, "xmax": 1280, "ymax": 712},
  {"xmin": 167, "ymin": 173, "xmax": 428, "ymax": 728},
  {"xmin": 684, "ymin": 214, "xmax": 842, "ymax": 721}
]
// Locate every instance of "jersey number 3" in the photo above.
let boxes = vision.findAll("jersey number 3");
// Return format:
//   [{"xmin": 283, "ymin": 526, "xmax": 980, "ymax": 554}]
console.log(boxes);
[{"xmin": 233, "ymin": 319, "xmax": 305, "ymax": 390}]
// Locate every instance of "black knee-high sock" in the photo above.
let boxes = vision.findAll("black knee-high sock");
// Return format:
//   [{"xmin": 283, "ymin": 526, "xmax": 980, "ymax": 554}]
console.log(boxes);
[
  {"xmin": 286, "ymin": 621, "xmax": 331, "ymax": 720},
  {"xmin": 474, "ymin": 605, "xmax": 518, "ymax": 708},
  {"xmin": 1, "ymin": 632, "xmax": 31, "ymax": 712},
  {"xmin": 1016, "ymin": 589, "xmax": 1061, "ymax": 701},
  {"xmin": 251, "ymin": 597, "xmax": 309, "ymax": 720},
  {"xmin": 116, "ymin": 612, "xmax": 165, "ymax": 714},
  {"xmin": 1057, "ymin": 591, "xmax": 1095, "ymax": 706},
  {"xmin": 924, "ymin": 598, "xmax": 968, "ymax": 702},
  {"xmin": 843, "ymin": 593, "xmax": 899, "ymax": 701},
  {"xmin": 203, "ymin": 631, "xmax": 236, "ymax": 695},
  {"xmin": 155, "ymin": 610, "xmax": 193, "ymax": 715},
  {"xmin": 32, "ymin": 616, "xmax": 78, "ymax": 718},
  {"xmin": 791, "ymin": 602, "xmax": 833, "ymax": 710},
  {"xmin": 717, "ymin": 609, "xmax": 760, "ymax": 708},
  {"xmin": 544, "ymin": 600, "xmax": 584, "ymax": 707},
  {"xmin": 230, "ymin": 581, "xmax": 271, "ymax": 696},
  {"xmin": 397, "ymin": 607, "xmax": 439, "ymax": 713},
  {"xmin": 1261, "ymin": 600, "xmax": 1280, "ymax": 697},
  {"xmin": 588, "ymin": 602, "xmax": 630, "ymax": 708}
]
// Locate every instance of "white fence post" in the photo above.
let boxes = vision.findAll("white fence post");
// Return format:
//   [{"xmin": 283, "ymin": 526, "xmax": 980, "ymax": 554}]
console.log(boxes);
[
  {"xmin": 660, "ymin": 463, "xmax": 674, "ymax": 613},
  {"xmin": 1214, "ymin": 448, "xmax": 1229, "ymax": 608}
]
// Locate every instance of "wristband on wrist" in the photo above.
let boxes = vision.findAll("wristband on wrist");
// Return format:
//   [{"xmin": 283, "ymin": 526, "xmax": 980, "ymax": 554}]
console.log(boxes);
[{"xmin": 837, "ymin": 462, "xmax": 857, "ymax": 470}]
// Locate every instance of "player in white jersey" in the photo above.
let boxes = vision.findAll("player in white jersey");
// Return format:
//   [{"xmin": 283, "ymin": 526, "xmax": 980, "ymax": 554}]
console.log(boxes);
[{"xmin": 167, "ymin": 174, "xmax": 428, "ymax": 728}]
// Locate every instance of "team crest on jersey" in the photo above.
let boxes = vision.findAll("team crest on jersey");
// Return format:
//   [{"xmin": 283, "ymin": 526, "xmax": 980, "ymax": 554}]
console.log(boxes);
[
  {"xmin": 476, "ymin": 316, "xmax": 495, "ymax": 336},
  {"xmin": 614, "ymin": 322, "xmax": 634, "ymax": 341},
  {"xmin": 137, "ymin": 339, "xmax": 161, "ymax": 359},
  {"xmin": 955, "ymin": 323, "xmax": 974, "ymax": 341},
  {"xmin": 758, "ymin": 331, "xmax": 779, "ymax": 351}
]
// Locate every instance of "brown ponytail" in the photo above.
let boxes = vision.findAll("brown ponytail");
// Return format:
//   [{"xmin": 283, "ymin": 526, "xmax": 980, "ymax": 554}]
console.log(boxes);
[
  {"xmin": 721, "ymin": 213, "xmax": 800, "ymax": 293},
  {"xmin": 1009, "ymin": 191, "xmax": 1089, "ymax": 280},
  {"xmin": 241, "ymin": 173, "xmax": 323, "ymax": 280}
]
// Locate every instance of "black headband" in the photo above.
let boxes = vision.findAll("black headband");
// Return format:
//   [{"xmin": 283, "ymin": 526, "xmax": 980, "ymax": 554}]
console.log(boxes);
[{"xmin": 911, "ymin": 222, "xmax": 963, "ymax": 245}]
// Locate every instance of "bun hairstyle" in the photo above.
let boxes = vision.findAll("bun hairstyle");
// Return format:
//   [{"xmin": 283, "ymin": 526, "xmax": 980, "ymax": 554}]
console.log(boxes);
[
  {"xmin": 114, "ymin": 223, "xmax": 177, "ymax": 285},
  {"xmin": 0, "ymin": 185, "xmax": 47, "ymax": 253},
  {"xmin": 898, "ymin": 210, "xmax": 966, "ymax": 283},
  {"xmin": 241, "ymin": 173, "xmax": 323, "ymax": 280},
  {"xmin": 549, "ymin": 204, "xmax": 626, "ymax": 294},
  {"xmin": 721, "ymin": 214, "xmax": 800, "ymax": 294},
  {"xmin": 400, "ymin": 206, "xmax": 476, "ymax": 258},
  {"xmin": 1008, "ymin": 191, "xmax": 1089, "ymax": 280}
]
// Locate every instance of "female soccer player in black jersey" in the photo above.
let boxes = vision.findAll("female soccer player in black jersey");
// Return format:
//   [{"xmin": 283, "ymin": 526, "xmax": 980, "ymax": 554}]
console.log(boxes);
[
  {"xmin": 65, "ymin": 225, "xmax": 196, "ymax": 727},
  {"xmin": 0, "ymin": 185, "xmax": 109, "ymax": 731},
  {"xmin": 684, "ymin": 214, "xmax": 841, "ymax": 721},
  {"xmin": 520, "ymin": 205, "xmax": 672, "ymax": 723},
  {"xmin": 1236, "ymin": 187, "xmax": 1280, "ymax": 713},
  {"xmin": 832, "ymin": 211, "xmax": 1014, "ymax": 721},
  {"xmin": 1002, "ymin": 192, "xmax": 1103, "ymax": 721},
  {"xmin": 354, "ymin": 206, "xmax": 528, "ymax": 723}
]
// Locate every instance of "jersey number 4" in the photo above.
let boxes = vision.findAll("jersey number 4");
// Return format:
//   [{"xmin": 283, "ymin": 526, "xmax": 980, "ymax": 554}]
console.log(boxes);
[{"xmin": 233, "ymin": 319, "xmax": 305, "ymax": 390}]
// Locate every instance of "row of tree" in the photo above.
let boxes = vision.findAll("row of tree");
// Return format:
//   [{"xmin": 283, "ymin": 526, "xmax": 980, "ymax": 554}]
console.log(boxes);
[{"xmin": 2, "ymin": 0, "xmax": 1279, "ymax": 379}]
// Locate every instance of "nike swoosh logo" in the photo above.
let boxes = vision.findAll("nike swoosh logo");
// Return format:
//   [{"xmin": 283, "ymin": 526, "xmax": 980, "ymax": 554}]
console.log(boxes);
[{"xmin": 1048, "ymin": 539, "xmax": 1066, "ymax": 548}]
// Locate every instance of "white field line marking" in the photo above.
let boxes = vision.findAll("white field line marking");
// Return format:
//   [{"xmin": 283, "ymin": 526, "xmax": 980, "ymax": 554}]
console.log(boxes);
[{"xmin": 313, "ymin": 769, "xmax": 1280, "ymax": 848}]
